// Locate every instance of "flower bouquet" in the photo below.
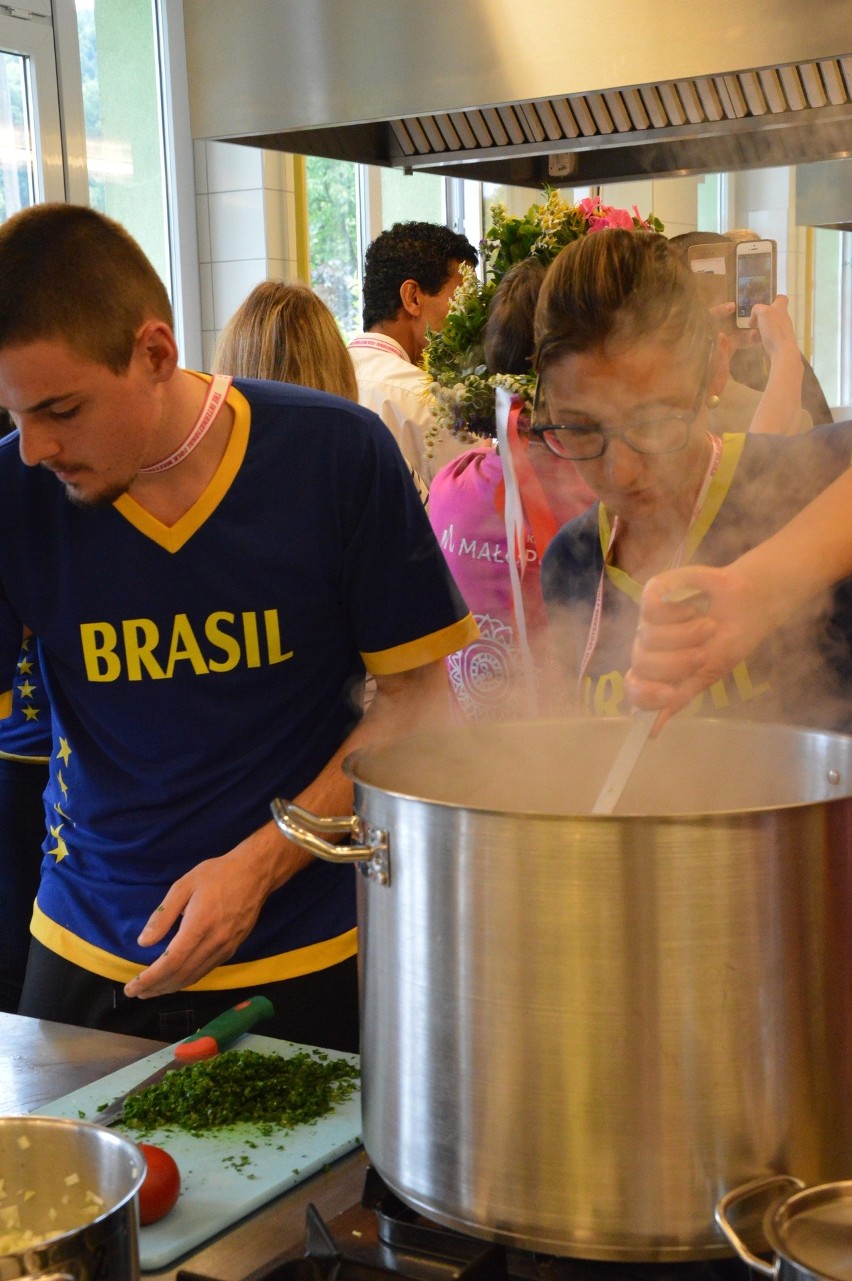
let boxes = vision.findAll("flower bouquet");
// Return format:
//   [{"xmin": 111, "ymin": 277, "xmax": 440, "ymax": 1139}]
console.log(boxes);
[{"xmin": 422, "ymin": 190, "xmax": 663, "ymax": 449}]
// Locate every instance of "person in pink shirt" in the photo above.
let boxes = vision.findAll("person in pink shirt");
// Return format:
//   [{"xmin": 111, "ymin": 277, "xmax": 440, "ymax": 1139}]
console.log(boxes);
[{"xmin": 429, "ymin": 260, "xmax": 595, "ymax": 719}]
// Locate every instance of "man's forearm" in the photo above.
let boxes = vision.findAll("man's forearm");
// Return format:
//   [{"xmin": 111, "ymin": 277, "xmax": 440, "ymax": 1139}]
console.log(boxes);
[{"xmin": 264, "ymin": 660, "xmax": 452, "ymax": 891}]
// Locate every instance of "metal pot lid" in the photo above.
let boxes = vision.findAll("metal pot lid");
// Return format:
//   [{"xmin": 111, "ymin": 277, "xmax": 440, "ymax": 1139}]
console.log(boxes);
[{"xmin": 767, "ymin": 1182, "xmax": 852, "ymax": 1281}]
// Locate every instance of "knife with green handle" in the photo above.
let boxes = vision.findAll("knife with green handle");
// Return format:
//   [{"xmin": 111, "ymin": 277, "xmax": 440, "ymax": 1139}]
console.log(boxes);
[{"xmin": 90, "ymin": 994, "xmax": 275, "ymax": 1126}]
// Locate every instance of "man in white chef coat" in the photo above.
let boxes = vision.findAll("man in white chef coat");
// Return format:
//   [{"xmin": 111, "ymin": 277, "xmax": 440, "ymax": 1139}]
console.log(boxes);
[{"xmin": 348, "ymin": 221, "xmax": 477, "ymax": 486}]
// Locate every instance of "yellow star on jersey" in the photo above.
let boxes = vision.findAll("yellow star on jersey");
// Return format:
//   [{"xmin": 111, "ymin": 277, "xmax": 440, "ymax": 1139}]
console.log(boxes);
[
  {"xmin": 23, "ymin": 705, "xmax": 40, "ymax": 721},
  {"xmin": 17, "ymin": 657, "xmax": 33, "ymax": 674},
  {"xmin": 17, "ymin": 679, "xmax": 35, "ymax": 698},
  {"xmin": 57, "ymin": 737, "xmax": 72, "ymax": 766},
  {"xmin": 53, "ymin": 801, "xmax": 69, "ymax": 820},
  {"xmin": 57, "ymin": 769, "xmax": 69, "ymax": 798},
  {"xmin": 48, "ymin": 828, "xmax": 69, "ymax": 862}
]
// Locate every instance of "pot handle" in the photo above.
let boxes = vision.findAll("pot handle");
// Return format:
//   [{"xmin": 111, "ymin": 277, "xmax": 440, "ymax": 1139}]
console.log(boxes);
[
  {"xmin": 715, "ymin": 1174, "xmax": 806, "ymax": 1275},
  {"xmin": 270, "ymin": 798, "xmax": 390, "ymax": 885}
]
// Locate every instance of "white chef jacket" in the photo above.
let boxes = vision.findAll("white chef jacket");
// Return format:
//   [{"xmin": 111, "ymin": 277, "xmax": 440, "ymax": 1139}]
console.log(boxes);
[{"xmin": 348, "ymin": 333, "xmax": 469, "ymax": 486}]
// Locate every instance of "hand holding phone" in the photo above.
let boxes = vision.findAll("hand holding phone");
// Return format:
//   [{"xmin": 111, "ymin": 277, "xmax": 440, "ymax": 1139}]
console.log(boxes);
[{"xmin": 735, "ymin": 240, "xmax": 777, "ymax": 327}]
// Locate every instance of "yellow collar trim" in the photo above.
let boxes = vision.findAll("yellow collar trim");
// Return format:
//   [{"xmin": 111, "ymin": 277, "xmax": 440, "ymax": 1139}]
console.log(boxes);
[
  {"xmin": 112, "ymin": 376, "xmax": 251, "ymax": 553},
  {"xmin": 599, "ymin": 432, "xmax": 747, "ymax": 603}
]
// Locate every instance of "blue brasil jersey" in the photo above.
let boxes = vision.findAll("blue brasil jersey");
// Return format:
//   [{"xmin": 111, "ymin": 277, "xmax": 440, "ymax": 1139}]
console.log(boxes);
[
  {"xmin": 541, "ymin": 426, "xmax": 852, "ymax": 732},
  {"xmin": 0, "ymin": 377, "xmax": 477, "ymax": 988},
  {"xmin": 0, "ymin": 637, "xmax": 51, "ymax": 763}
]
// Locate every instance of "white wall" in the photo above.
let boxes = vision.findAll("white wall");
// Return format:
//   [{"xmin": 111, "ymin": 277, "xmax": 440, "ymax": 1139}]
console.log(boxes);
[{"xmin": 194, "ymin": 140, "xmax": 300, "ymax": 369}]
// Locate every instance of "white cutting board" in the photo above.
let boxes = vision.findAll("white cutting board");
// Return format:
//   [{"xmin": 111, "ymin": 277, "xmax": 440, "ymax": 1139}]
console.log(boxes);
[{"xmin": 37, "ymin": 1033, "xmax": 362, "ymax": 1272}]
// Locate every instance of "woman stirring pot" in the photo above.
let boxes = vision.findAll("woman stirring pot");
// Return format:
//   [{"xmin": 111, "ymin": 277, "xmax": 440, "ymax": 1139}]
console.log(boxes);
[{"xmin": 536, "ymin": 229, "xmax": 852, "ymax": 731}]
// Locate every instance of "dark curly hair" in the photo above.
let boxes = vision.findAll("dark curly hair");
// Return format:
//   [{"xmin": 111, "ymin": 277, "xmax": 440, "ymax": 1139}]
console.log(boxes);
[{"xmin": 362, "ymin": 221, "xmax": 477, "ymax": 330}]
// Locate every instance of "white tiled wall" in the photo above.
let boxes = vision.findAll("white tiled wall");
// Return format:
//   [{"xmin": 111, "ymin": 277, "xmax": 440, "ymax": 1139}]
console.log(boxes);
[
  {"xmin": 732, "ymin": 167, "xmax": 807, "ymax": 333},
  {"xmin": 194, "ymin": 140, "xmax": 300, "ymax": 371}
]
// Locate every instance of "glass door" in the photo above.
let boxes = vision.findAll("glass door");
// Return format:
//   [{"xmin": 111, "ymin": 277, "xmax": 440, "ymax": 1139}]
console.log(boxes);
[{"xmin": 0, "ymin": 5, "xmax": 66, "ymax": 221}]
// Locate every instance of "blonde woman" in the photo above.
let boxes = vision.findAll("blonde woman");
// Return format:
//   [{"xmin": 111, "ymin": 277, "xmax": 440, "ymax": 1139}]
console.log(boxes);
[
  {"xmin": 213, "ymin": 280, "xmax": 428, "ymax": 504},
  {"xmin": 211, "ymin": 280, "xmax": 358, "ymax": 399}
]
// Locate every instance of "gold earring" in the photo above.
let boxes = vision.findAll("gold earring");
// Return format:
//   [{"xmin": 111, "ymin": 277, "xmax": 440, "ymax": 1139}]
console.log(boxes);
[{"xmin": 706, "ymin": 394, "xmax": 720, "ymax": 409}]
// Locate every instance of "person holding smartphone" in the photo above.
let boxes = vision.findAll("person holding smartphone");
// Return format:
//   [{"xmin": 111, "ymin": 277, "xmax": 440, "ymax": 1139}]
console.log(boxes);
[
  {"xmin": 671, "ymin": 231, "xmax": 811, "ymax": 437},
  {"xmin": 727, "ymin": 229, "xmax": 833, "ymax": 426}
]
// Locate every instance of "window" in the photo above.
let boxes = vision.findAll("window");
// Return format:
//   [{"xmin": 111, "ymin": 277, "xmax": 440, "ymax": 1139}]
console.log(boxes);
[
  {"xmin": 0, "ymin": 49, "xmax": 37, "ymax": 216},
  {"xmin": 306, "ymin": 160, "xmax": 452, "ymax": 337},
  {"xmin": 306, "ymin": 155, "xmax": 360, "ymax": 336},
  {"xmin": 0, "ymin": 6, "xmax": 67, "ymax": 220},
  {"xmin": 74, "ymin": 0, "xmax": 170, "ymax": 293}
]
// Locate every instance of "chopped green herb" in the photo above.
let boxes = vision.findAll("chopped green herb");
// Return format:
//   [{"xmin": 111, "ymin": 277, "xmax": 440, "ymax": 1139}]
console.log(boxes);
[
  {"xmin": 223, "ymin": 1153, "xmax": 252, "ymax": 1172},
  {"xmin": 120, "ymin": 1049, "xmax": 359, "ymax": 1136}
]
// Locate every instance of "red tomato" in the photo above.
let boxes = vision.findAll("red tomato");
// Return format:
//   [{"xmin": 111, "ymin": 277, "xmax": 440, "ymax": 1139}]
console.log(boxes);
[{"xmin": 137, "ymin": 1143, "xmax": 181, "ymax": 1225}]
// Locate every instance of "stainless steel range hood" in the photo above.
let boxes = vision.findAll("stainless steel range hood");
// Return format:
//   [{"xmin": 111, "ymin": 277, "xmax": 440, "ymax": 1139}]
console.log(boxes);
[{"xmin": 184, "ymin": 0, "xmax": 852, "ymax": 188}]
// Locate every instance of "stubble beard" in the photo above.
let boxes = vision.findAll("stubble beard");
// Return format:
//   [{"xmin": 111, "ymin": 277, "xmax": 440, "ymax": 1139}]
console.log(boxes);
[{"xmin": 64, "ymin": 479, "xmax": 129, "ymax": 509}]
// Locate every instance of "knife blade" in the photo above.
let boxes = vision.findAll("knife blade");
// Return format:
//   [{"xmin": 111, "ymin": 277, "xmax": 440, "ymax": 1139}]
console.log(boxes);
[{"xmin": 90, "ymin": 994, "xmax": 274, "ymax": 1126}]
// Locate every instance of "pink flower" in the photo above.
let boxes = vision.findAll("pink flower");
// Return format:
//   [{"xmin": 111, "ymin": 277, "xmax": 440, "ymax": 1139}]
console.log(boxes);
[{"xmin": 577, "ymin": 196, "xmax": 638, "ymax": 232}]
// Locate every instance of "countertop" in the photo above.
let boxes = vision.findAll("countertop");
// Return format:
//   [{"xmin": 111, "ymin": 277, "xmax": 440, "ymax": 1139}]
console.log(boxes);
[{"xmin": 0, "ymin": 1011, "xmax": 366, "ymax": 1280}]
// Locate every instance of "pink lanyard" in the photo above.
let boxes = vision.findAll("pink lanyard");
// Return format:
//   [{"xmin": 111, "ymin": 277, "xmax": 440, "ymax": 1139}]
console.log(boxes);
[
  {"xmin": 576, "ymin": 433, "xmax": 723, "ymax": 691},
  {"xmin": 348, "ymin": 336, "xmax": 407, "ymax": 360},
  {"xmin": 139, "ymin": 374, "xmax": 233, "ymax": 475}
]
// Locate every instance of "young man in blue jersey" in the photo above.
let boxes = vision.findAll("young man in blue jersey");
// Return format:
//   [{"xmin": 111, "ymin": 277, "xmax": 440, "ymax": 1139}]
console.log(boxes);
[{"xmin": 0, "ymin": 203, "xmax": 478, "ymax": 1049}]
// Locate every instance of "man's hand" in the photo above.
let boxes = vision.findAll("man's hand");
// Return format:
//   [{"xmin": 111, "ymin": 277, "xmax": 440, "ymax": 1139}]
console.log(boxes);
[
  {"xmin": 124, "ymin": 822, "xmax": 310, "ymax": 998},
  {"xmin": 123, "ymin": 659, "xmax": 453, "ymax": 999},
  {"xmin": 626, "ymin": 564, "xmax": 769, "ymax": 728}
]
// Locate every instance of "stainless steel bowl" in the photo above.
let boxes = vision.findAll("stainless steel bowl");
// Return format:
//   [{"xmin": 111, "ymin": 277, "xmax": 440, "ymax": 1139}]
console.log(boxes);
[{"xmin": 0, "ymin": 1115, "xmax": 144, "ymax": 1280}]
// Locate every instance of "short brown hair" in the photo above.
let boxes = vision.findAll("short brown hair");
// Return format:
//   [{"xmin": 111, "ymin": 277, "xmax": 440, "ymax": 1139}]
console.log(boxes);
[
  {"xmin": 534, "ymin": 229, "xmax": 713, "ymax": 377},
  {"xmin": 212, "ymin": 280, "xmax": 358, "ymax": 401},
  {"xmin": 0, "ymin": 203, "xmax": 173, "ymax": 371}
]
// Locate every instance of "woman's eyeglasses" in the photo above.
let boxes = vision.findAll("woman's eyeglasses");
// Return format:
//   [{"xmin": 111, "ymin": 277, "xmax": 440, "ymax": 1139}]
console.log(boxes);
[{"xmin": 530, "ymin": 345, "xmax": 714, "ymax": 462}]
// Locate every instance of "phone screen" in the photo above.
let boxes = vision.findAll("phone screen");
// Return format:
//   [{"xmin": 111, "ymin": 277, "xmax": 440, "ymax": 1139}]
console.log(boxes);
[{"xmin": 736, "ymin": 250, "xmax": 774, "ymax": 318}]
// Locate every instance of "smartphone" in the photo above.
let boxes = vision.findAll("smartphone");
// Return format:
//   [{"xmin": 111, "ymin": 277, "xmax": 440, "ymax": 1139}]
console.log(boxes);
[
  {"xmin": 735, "ymin": 239, "xmax": 776, "ymax": 327},
  {"xmin": 687, "ymin": 241, "xmax": 734, "ymax": 312}
]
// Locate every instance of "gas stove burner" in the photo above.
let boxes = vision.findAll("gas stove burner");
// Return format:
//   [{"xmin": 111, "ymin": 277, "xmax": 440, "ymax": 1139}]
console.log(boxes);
[
  {"xmin": 176, "ymin": 1169, "xmax": 758, "ymax": 1281},
  {"xmin": 362, "ymin": 1166, "xmax": 508, "ymax": 1274}
]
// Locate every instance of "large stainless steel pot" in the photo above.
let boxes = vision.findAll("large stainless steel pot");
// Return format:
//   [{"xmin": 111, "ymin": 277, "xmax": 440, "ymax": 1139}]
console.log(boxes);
[
  {"xmin": 272, "ymin": 717, "xmax": 852, "ymax": 1262},
  {"xmin": 0, "ymin": 1115, "xmax": 144, "ymax": 1280}
]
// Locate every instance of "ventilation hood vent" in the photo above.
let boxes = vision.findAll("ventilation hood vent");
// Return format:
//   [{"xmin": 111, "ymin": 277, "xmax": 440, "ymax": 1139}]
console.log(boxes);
[
  {"xmin": 226, "ymin": 59, "xmax": 852, "ymax": 187},
  {"xmin": 184, "ymin": 2, "xmax": 852, "ymax": 188}
]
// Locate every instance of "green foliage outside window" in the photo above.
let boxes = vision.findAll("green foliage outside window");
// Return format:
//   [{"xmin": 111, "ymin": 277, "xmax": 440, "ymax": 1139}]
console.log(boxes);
[{"xmin": 306, "ymin": 156, "xmax": 360, "ymax": 336}]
